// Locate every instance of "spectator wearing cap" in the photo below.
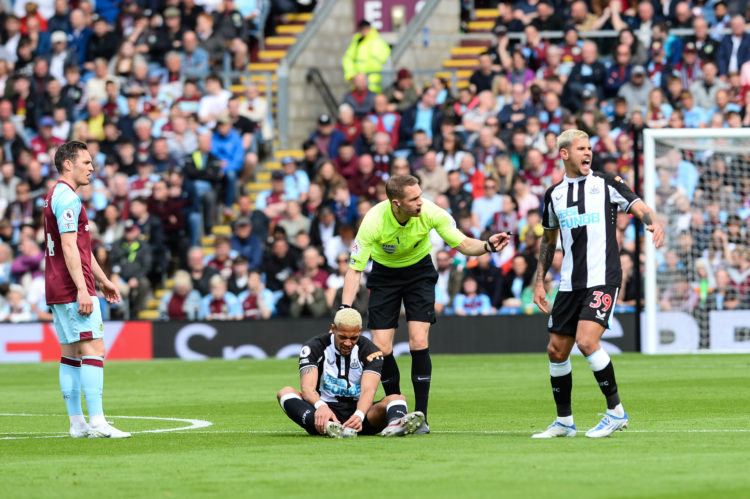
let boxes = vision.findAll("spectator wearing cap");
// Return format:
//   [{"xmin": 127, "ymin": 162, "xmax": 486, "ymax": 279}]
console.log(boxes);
[
  {"xmin": 342, "ymin": 73, "xmax": 376, "ymax": 120},
  {"xmin": 673, "ymin": 42, "xmax": 703, "ymax": 89},
  {"xmin": 211, "ymin": 113, "xmax": 244, "ymax": 208},
  {"xmin": 383, "ymin": 68, "xmax": 418, "ymax": 113},
  {"xmin": 532, "ymin": 0, "xmax": 564, "ymax": 32},
  {"xmin": 67, "ymin": 8, "xmax": 92, "ymax": 66},
  {"xmin": 689, "ymin": 61, "xmax": 727, "ymax": 111},
  {"xmin": 470, "ymin": 53, "xmax": 499, "ymax": 95},
  {"xmin": 310, "ymin": 113, "xmax": 346, "ymax": 159},
  {"xmin": 30, "ymin": 116, "xmax": 64, "ymax": 161},
  {"xmin": 184, "ymin": 128, "xmax": 224, "ymax": 238},
  {"xmin": 399, "ymin": 86, "xmax": 444, "ymax": 148},
  {"xmin": 717, "ymin": 15, "xmax": 750, "ymax": 77},
  {"xmin": 281, "ymin": 155, "xmax": 310, "ymax": 203},
  {"xmin": 342, "ymin": 19, "xmax": 390, "ymax": 93},
  {"xmin": 564, "ymin": 41, "xmax": 606, "ymax": 112},
  {"xmin": 148, "ymin": 6, "xmax": 186, "ymax": 66},
  {"xmin": 110, "ymin": 220, "xmax": 153, "ymax": 317},
  {"xmin": 618, "ymin": 64, "xmax": 653, "ymax": 112},
  {"xmin": 605, "ymin": 44, "xmax": 633, "ymax": 99},
  {"xmin": 84, "ymin": 15, "xmax": 119, "ymax": 72},
  {"xmin": 255, "ymin": 170, "xmax": 289, "ymax": 223}
]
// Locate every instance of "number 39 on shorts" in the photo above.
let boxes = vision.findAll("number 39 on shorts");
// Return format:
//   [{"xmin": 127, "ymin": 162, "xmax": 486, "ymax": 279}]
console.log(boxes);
[{"xmin": 589, "ymin": 291, "xmax": 612, "ymax": 312}]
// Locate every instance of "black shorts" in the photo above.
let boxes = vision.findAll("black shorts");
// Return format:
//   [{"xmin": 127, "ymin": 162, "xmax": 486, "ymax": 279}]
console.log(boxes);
[
  {"xmin": 548, "ymin": 285, "xmax": 619, "ymax": 337},
  {"xmin": 328, "ymin": 400, "xmax": 381, "ymax": 435},
  {"xmin": 366, "ymin": 254, "xmax": 438, "ymax": 330}
]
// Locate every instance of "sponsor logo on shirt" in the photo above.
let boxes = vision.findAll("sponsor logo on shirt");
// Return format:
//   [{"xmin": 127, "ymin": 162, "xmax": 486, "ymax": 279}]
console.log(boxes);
[
  {"xmin": 557, "ymin": 207, "xmax": 601, "ymax": 229},
  {"xmin": 323, "ymin": 373, "xmax": 361, "ymax": 398}
]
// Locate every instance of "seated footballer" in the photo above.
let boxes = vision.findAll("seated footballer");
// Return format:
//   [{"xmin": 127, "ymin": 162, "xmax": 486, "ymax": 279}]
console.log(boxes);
[{"xmin": 277, "ymin": 308, "xmax": 424, "ymax": 437}]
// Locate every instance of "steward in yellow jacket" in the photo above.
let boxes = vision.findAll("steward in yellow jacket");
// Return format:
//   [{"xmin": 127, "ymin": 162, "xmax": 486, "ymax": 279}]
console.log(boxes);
[{"xmin": 342, "ymin": 20, "xmax": 391, "ymax": 93}]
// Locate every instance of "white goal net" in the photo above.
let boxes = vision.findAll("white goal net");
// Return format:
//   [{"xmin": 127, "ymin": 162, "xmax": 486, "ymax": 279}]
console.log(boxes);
[{"xmin": 643, "ymin": 129, "xmax": 750, "ymax": 354}]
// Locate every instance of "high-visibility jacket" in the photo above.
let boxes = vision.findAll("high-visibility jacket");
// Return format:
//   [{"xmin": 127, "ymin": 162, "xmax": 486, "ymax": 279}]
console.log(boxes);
[{"xmin": 342, "ymin": 28, "xmax": 391, "ymax": 93}]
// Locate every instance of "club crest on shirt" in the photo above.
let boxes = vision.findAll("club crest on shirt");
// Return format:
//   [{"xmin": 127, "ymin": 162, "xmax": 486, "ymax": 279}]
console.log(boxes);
[
  {"xmin": 589, "ymin": 185, "xmax": 600, "ymax": 195},
  {"xmin": 382, "ymin": 244, "xmax": 396, "ymax": 254}
]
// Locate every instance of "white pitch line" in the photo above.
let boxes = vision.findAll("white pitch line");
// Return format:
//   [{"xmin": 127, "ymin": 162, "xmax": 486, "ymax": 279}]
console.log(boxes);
[
  {"xmin": 0, "ymin": 413, "xmax": 212, "ymax": 440},
  {"xmin": 153, "ymin": 428, "xmax": 750, "ymax": 435}
]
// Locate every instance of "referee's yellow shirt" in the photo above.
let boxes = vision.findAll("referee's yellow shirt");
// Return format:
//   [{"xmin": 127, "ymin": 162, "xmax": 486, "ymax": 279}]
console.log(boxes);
[{"xmin": 349, "ymin": 199, "xmax": 467, "ymax": 271}]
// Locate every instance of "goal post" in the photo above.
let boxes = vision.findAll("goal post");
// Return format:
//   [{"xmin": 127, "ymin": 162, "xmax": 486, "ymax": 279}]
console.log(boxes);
[{"xmin": 642, "ymin": 128, "xmax": 750, "ymax": 354}]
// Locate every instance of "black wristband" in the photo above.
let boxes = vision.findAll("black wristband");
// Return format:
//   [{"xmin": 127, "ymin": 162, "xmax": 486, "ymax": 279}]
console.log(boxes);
[
  {"xmin": 485, "ymin": 239, "xmax": 497, "ymax": 253},
  {"xmin": 338, "ymin": 304, "xmax": 352, "ymax": 311}
]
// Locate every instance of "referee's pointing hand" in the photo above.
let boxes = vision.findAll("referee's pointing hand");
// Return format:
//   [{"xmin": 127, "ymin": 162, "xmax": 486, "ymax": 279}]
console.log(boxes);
[{"xmin": 488, "ymin": 232, "xmax": 511, "ymax": 252}]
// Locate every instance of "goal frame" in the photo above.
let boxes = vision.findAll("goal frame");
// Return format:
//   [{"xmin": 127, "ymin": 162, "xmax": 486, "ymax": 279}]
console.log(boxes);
[{"xmin": 642, "ymin": 128, "xmax": 750, "ymax": 354}]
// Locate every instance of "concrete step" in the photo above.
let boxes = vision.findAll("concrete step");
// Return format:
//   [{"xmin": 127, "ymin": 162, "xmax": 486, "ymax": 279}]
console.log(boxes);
[
  {"xmin": 276, "ymin": 24, "xmax": 305, "ymax": 34},
  {"xmin": 467, "ymin": 20, "xmax": 494, "ymax": 32},
  {"xmin": 202, "ymin": 235, "xmax": 216, "ymax": 246},
  {"xmin": 146, "ymin": 299, "xmax": 161, "ymax": 309},
  {"xmin": 274, "ymin": 149, "xmax": 304, "ymax": 160},
  {"xmin": 265, "ymin": 161, "xmax": 282, "ymax": 170},
  {"xmin": 265, "ymin": 36, "xmax": 297, "ymax": 46},
  {"xmin": 284, "ymin": 12, "xmax": 313, "ymax": 22},
  {"xmin": 443, "ymin": 58, "xmax": 479, "ymax": 68},
  {"xmin": 258, "ymin": 50, "xmax": 286, "ymax": 60},
  {"xmin": 250, "ymin": 74, "xmax": 277, "ymax": 82},
  {"xmin": 202, "ymin": 247, "xmax": 215, "ymax": 256},
  {"xmin": 256, "ymin": 171, "xmax": 271, "ymax": 181},
  {"xmin": 212, "ymin": 225, "xmax": 232, "ymax": 235},
  {"xmin": 249, "ymin": 62, "xmax": 279, "ymax": 72},
  {"xmin": 451, "ymin": 46, "xmax": 488, "ymax": 55},
  {"xmin": 155, "ymin": 289, "xmax": 167, "ymax": 299},
  {"xmin": 246, "ymin": 181, "xmax": 271, "ymax": 191},
  {"xmin": 457, "ymin": 80, "xmax": 470, "ymax": 88},
  {"xmin": 460, "ymin": 39, "xmax": 492, "ymax": 47},
  {"xmin": 474, "ymin": 8, "xmax": 498, "ymax": 19},
  {"xmin": 137, "ymin": 309, "xmax": 159, "ymax": 320}
]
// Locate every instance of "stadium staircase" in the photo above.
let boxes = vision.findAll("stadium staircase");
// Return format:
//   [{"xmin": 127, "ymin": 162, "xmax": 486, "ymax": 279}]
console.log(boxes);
[
  {"xmin": 137, "ymin": 12, "xmax": 313, "ymax": 320},
  {"xmin": 436, "ymin": 8, "xmax": 496, "ymax": 89}
]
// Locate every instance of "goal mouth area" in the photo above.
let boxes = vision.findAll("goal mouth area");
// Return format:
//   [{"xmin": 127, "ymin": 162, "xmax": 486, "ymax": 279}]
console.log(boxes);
[{"xmin": 642, "ymin": 128, "xmax": 750, "ymax": 354}]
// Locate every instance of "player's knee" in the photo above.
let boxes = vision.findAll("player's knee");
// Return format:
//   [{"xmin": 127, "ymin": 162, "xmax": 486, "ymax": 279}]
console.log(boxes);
[
  {"xmin": 276, "ymin": 386, "xmax": 295, "ymax": 401},
  {"xmin": 408, "ymin": 337, "xmax": 428, "ymax": 351},
  {"xmin": 383, "ymin": 394, "xmax": 406, "ymax": 404},
  {"xmin": 576, "ymin": 339, "xmax": 599, "ymax": 357},
  {"xmin": 546, "ymin": 342, "xmax": 567, "ymax": 363}
]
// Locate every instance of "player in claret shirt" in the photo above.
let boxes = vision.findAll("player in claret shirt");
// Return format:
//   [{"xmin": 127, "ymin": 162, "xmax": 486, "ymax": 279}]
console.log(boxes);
[
  {"xmin": 44, "ymin": 141, "xmax": 130, "ymax": 438},
  {"xmin": 277, "ymin": 308, "xmax": 425, "ymax": 438}
]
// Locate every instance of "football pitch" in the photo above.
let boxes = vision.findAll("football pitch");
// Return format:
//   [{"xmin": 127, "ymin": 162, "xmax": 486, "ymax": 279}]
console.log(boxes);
[{"xmin": 2, "ymin": 354, "xmax": 749, "ymax": 498}]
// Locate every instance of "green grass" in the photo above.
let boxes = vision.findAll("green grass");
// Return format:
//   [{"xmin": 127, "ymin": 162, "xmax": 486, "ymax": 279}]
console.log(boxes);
[{"xmin": 2, "ymin": 354, "xmax": 750, "ymax": 498}]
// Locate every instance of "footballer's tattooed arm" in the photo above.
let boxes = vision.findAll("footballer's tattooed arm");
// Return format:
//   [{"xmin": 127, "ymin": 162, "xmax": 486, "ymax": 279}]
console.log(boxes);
[
  {"xmin": 536, "ymin": 229, "xmax": 559, "ymax": 284},
  {"xmin": 533, "ymin": 229, "xmax": 559, "ymax": 315},
  {"xmin": 629, "ymin": 200, "xmax": 665, "ymax": 248},
  {"xmin": 299, "ymin": 366, "xmax": 316, "ymax": 376}
]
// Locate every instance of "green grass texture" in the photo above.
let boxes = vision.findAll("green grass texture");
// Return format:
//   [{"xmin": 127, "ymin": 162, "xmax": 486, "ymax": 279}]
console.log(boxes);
[{"xmin": 2, "ymin": 354, "xmax": 749, "ymax": 498}]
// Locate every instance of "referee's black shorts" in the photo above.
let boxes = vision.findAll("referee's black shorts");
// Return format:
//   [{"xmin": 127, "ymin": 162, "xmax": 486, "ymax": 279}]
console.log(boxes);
[{"xmin": 366, "ymin": 254, "xmax": 438, "ymax": 330}]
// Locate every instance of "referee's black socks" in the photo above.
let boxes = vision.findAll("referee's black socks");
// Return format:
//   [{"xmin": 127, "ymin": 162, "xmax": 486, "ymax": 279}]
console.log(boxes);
[
  {"xmin": 381, "ymin": 353, "xmax": 401, "ymax": 396},
  {"xmin": 410, "ymin": 348, "xmax": 432, "ymax": 417}
]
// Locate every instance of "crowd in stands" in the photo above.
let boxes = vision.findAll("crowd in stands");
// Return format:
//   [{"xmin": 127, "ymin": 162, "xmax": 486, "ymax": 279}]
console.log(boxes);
[{"xmin": 0, "ymin": 0, "xmax": 748, "ymax": 323}]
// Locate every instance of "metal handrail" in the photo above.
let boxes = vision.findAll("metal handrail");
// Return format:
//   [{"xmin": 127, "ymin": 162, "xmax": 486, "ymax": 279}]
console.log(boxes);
[{"xmin": 306, "ymin": 68, "xmax": 339, "ymax": 117}]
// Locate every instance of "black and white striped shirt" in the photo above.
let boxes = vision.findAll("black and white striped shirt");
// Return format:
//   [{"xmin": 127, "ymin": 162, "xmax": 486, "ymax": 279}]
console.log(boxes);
[{"xmin": 542, "ymin": 172, "xmax": 640, "ymax": 292}]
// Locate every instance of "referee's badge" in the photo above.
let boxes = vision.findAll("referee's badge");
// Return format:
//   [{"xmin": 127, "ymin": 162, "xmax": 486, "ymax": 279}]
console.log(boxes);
[{"xmin": 382, "ymin": 244, "xmax": 396, "ymax": 254}]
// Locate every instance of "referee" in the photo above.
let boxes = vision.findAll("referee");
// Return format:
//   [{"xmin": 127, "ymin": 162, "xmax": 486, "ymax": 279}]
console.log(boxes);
[{"xmin": 341, "ymin": 174, "xmax": 510, "ymax": 434}]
